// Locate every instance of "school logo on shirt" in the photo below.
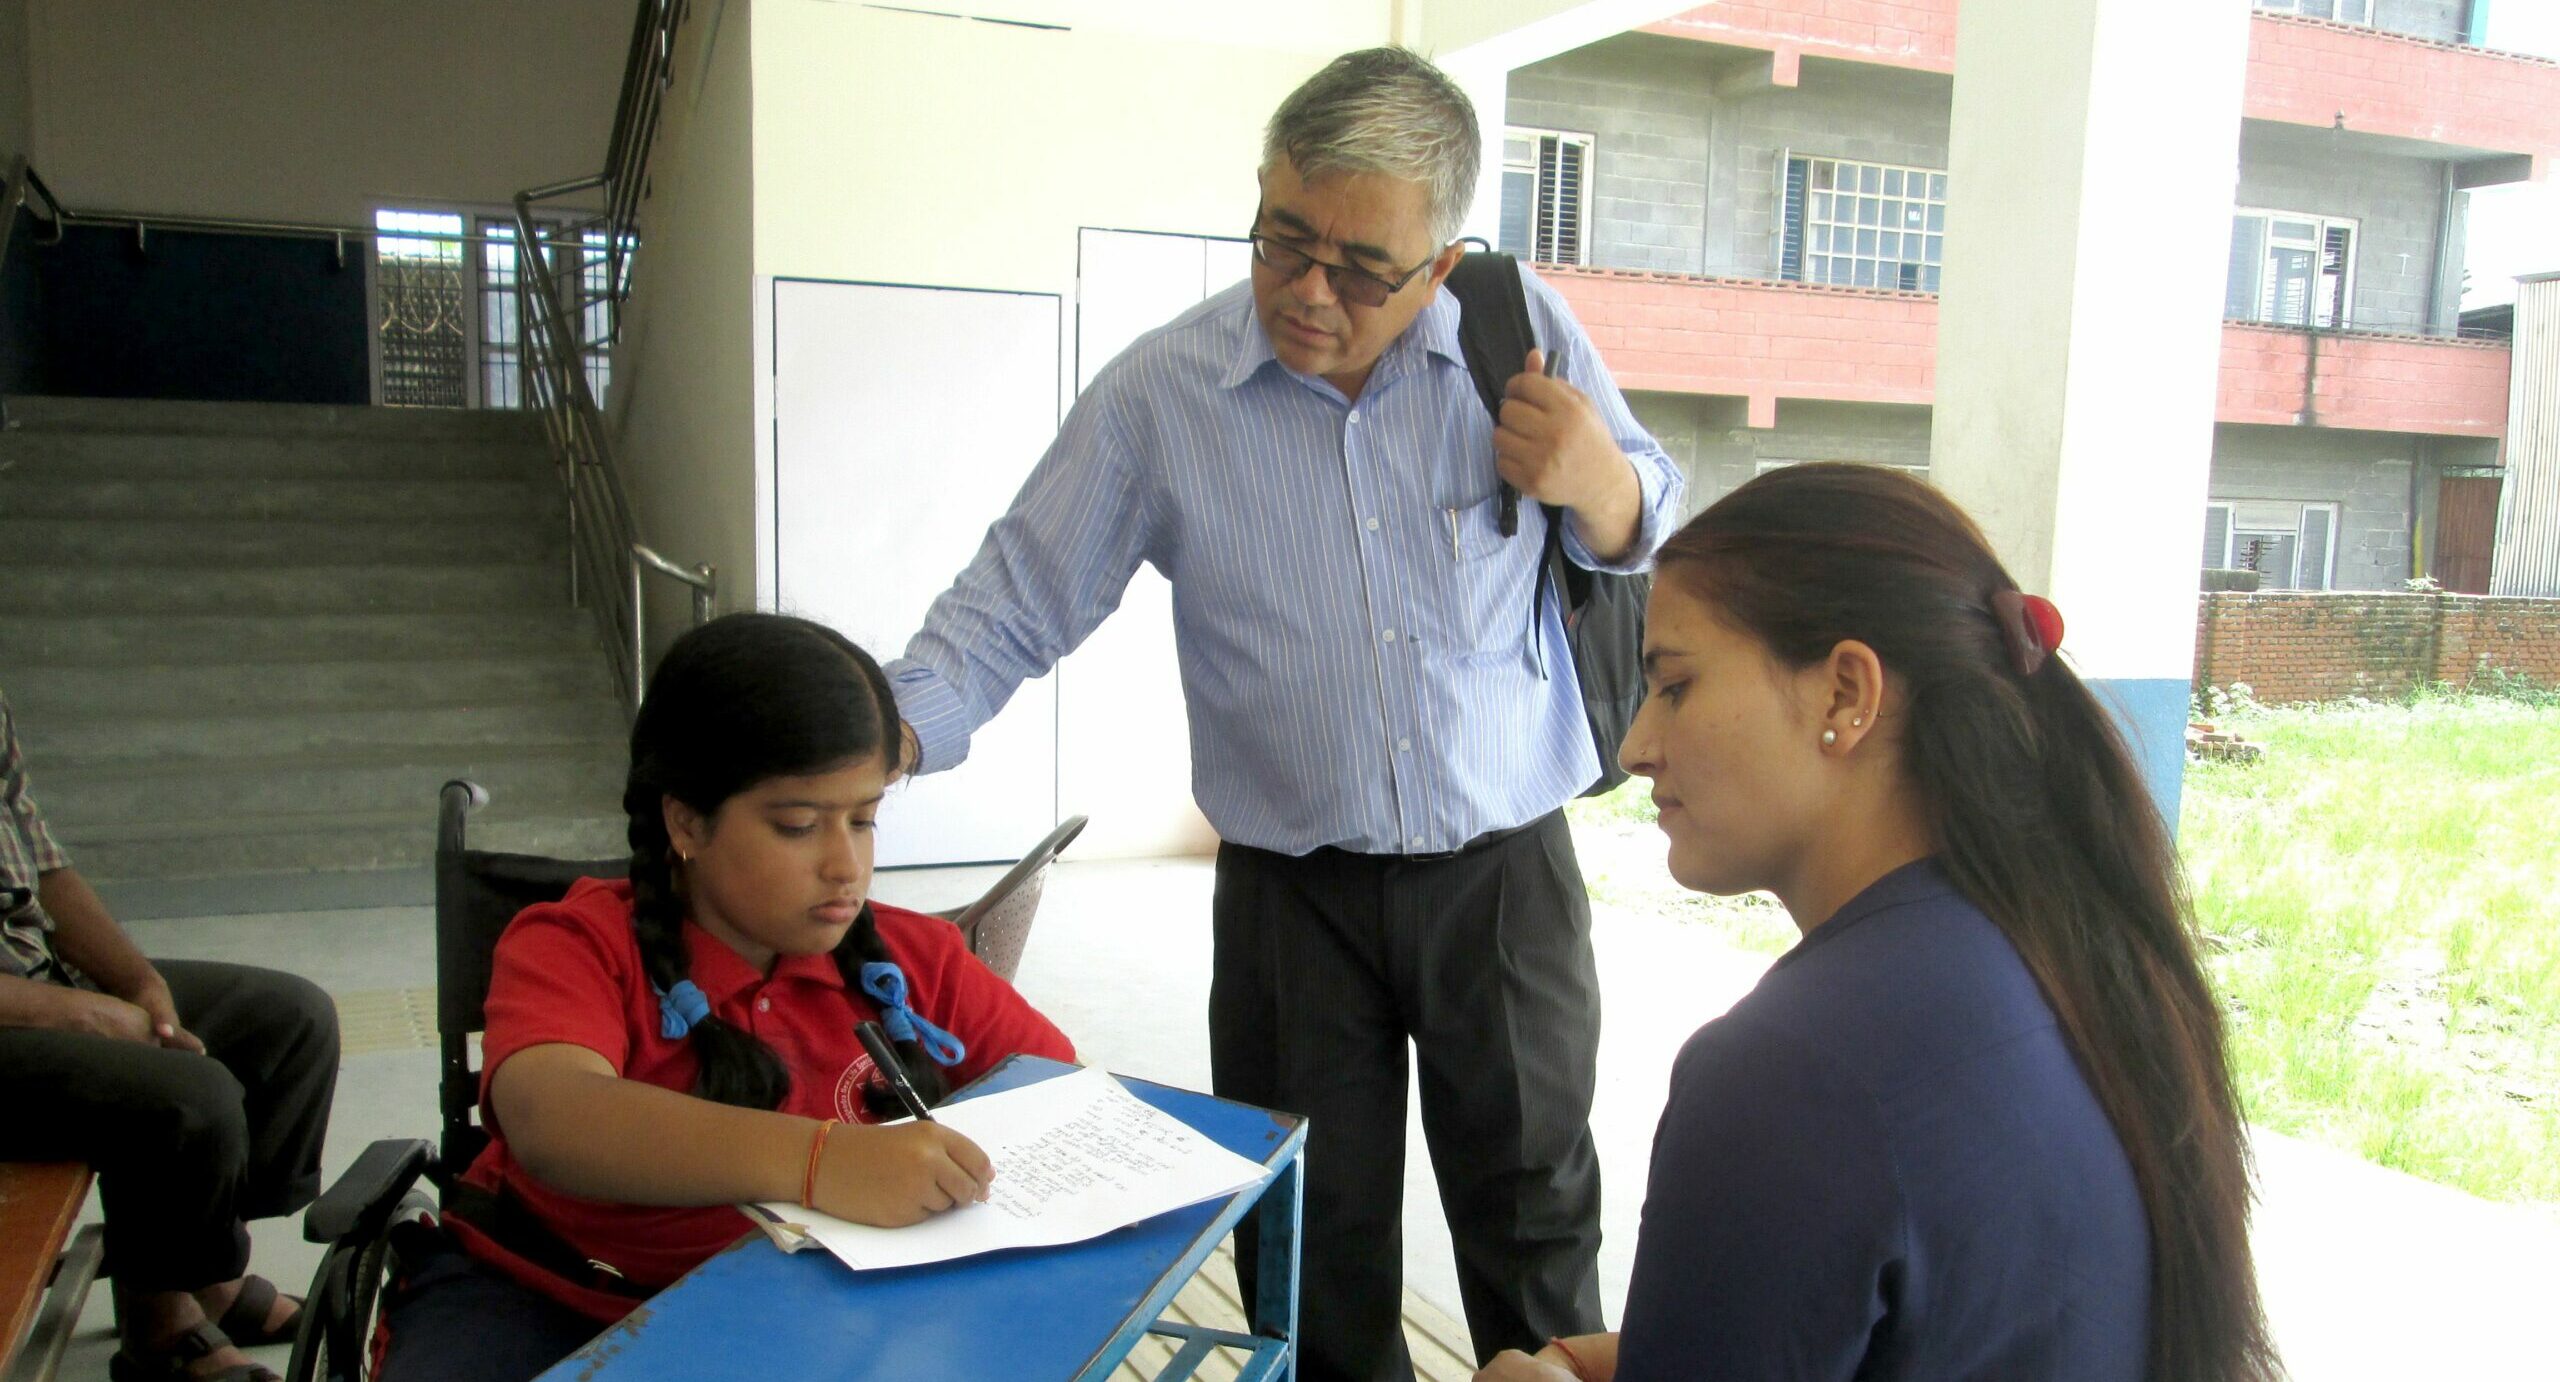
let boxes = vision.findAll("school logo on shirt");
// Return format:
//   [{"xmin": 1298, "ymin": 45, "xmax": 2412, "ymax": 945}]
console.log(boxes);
[{"xmin": 832, "ymin": 1054, "xmax": 882, "ymax": 1123}]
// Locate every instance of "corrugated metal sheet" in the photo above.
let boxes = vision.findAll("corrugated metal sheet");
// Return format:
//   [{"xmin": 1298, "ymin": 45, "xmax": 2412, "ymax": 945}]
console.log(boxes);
[{"xmin": 2492, "ymin": 274, "xmax": 2560, "ymax": 597}]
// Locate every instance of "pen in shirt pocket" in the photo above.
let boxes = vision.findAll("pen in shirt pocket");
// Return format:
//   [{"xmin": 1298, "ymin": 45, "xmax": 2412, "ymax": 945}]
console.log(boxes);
[{"xmin": 1445, "ymin": 507, "xmax": 1460, "ymax": 564}]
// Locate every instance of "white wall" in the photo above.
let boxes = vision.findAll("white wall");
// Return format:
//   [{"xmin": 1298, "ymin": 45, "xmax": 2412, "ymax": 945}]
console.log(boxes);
[
  {"xmin": 25, "ymin": 0, "xmax": 627, "ymax": 224},
  {"xmin": 612, "ymin": 0, "xmax": 758, "ymax": 660}
]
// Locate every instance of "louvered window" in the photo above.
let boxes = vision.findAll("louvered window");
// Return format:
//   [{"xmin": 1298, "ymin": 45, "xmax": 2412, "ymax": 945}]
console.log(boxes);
[
  {"xmin": 1498, "ymin": 128, "xmax": 1591, "ymax": 266},
  {"xmin": 1781, "ymin": 153, "xmax": 1946, "ymax": 292},
  {"xmin": 2208, "ymin": 500, "xmax": 2340, "ymax": 589},
  {"xmin": 2253, "ymin": 0, "xmax": 2373, "ymax": 23},
  {"xmin": 2224, "ymin": 209, "xmax": 2357, "ymax": 328}
]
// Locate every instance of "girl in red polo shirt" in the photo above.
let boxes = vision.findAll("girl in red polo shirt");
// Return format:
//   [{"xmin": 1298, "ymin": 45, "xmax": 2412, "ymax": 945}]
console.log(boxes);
[{"xmin": 376, "ymin": 613, "xmax": 1077, "ymax": 1382}]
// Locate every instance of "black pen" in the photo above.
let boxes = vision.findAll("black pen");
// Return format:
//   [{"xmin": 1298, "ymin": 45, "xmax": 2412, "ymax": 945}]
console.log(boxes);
[{"xmin": 856, "ymin": 1020, "xmax": 935, "ymax": 1123}]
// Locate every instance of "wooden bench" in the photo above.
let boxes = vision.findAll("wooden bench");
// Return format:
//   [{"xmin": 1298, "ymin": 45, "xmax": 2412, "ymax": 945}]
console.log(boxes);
[{"xmin": 0, "ymin": 1163, "xmax": 101, "ymax": 1382}]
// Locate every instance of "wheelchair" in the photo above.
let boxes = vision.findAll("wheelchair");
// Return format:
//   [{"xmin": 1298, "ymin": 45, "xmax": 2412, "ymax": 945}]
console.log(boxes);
[{"xmin": 282, "ymin": 780, "xmax": 1087, "ymax": 1382}]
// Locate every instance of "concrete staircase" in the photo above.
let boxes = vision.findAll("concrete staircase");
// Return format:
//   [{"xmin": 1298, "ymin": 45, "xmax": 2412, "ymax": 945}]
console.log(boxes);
[{"xmin": 0, "ymin": 397, "xmax": 630, "ymax": 912}]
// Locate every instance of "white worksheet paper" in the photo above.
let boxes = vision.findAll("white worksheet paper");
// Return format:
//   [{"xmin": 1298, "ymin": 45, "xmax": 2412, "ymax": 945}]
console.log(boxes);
[{"xmin": 750, "ymin": 1067, "xmax": 1268, "ymax": 1271}]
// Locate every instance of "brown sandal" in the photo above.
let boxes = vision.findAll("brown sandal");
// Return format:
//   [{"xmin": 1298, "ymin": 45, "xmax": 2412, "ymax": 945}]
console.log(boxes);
[
  {"xmin": 209, "ymin": 1273, "xmax": 301, "ymax": 1348},
  {"xmin": 107, "ymin": 1321, "xmax": 282, "ymax": 1382}
]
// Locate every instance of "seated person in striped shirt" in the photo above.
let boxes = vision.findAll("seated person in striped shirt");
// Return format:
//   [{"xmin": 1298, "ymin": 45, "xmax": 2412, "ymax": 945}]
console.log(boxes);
[
  {"xmin": 374, "ymin": 614, "xmax": 1075, "ymax": 1382},
  {"xmin": 1476, "ymin": 464, "xmax": 2278, "ymax": 1382},
  {"xmin": 0, "ymin": 691, "xmax": 340, "ymax": 1382},
  {"xmin": 884, "ymin": 45, "xmax": 1683, "ymax": 1382}
]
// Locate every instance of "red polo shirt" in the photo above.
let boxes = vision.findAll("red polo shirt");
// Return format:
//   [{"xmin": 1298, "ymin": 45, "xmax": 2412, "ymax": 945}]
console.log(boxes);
[{"xmin": 451, "ymin": 876, "xmax": 1076, "ymax": 1321}]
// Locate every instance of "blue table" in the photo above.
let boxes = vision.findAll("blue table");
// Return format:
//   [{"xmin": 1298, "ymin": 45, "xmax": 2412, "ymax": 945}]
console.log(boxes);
[{"xmin": 540, "ymin": 1056, "xmax": 1305, "ymax": 1381}]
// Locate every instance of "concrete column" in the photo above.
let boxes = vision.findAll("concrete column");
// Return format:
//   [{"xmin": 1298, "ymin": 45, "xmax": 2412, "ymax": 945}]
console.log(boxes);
[{"xmin": 1929, "ymin": 0, "xmax": 2252, "ymax": 828}]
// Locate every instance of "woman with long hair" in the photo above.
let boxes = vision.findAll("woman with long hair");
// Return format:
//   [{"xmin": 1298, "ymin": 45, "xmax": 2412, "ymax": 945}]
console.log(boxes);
[{"xmin": 1478, "ymin": 463, "xmax": 2279, "ymax": 1382}]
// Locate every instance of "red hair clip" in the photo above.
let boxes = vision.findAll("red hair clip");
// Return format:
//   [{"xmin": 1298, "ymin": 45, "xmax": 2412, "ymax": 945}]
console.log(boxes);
[{"xmin": 1990, "ymin": 590, "xmax": 2065, "ymax": 676}]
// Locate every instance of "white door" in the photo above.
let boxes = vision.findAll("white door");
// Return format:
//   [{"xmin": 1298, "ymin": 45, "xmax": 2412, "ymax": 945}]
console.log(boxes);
[
  {"xmin": 770, "ymin": 279, "xmax": 1063, "ymax": 867},
  {"xmin": 1054, "ymin": 230, "xmax": 1249, "ymax": 857}
]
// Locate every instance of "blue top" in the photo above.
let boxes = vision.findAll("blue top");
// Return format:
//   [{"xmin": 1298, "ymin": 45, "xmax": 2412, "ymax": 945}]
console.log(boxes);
[
  {"xmin": 886, "ymin": 265, "xmax": 1683, "ymax": 856},
  {"xmin": 1615, "ymin": 860, "xmax": 2151, "ymax": 1382}
]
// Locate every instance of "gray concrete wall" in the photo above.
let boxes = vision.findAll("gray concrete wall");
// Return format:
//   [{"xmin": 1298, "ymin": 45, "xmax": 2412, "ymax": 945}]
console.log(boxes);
[
  {"xmin": 0, "ymin": 0, "xmax": 28, "ymax": 171},
  {"xmin": 1508, "ymin": 37, "xmax": 1952, "ymax": 279},
  {"xmin": 1630, "ymin": 393, "xmax": 1933, "ymax": 514},
  {"xmin": 2373, "ymin": 0, "xmax": 2469, "ymax": 46},
  {"xmin": 2235, "ymin": 122, "xmax": 2456, "ymax": 332},
  {"xmin": 1507, "ymin": 34, "xmax": 1719, "ymax": 275},
  {"xmin": 2209, "ymin": 423, "xmax": 2426, "ymax": 589}
]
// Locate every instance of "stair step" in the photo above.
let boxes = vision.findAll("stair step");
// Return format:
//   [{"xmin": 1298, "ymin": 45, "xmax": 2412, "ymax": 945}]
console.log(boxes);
[
  {"xmin": 62, "ymin": 806, "xmax": 631, "ymax": 883},
  {"xmin": 4, "ymin": 657, "xmax": 617, "ymax": 718},
  {"xmin": 0, "ymin": 610, "xmax": 599, "ymax": 665},
  {"xmin": 27, "ymin": 700, "xmax": 625, "ymax": 764},
  {"xmin": 30, "ymin": 742, "xmax": 626, "ymax": 834},
  {"xmin": 1, "ymin": 563, "xmax": 562, "ymax": 615},
  {"xmin": 0, "ymin": 517, "xmax": 554, "ymax": 567},
  {"xmin": 0, "ymin": 432, "xmax": 550, "ymax": 481},
  {"xmin": 1, "ymin": 396, "xmax": 546, "ymax": 442},
  {"xmin": 0, "ymin": 475, "xmax": 544, "ymax": 521}
]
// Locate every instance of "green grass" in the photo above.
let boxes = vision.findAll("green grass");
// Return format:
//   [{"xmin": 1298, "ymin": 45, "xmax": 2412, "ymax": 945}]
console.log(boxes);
[{"xmin": 2184, "ymin": 688, "xmax": 2560, "ymax": 1205}]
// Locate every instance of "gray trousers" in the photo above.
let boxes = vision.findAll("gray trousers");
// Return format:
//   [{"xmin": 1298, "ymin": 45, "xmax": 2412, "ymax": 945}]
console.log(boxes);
[{"xmin": 1212, "ymin": 810, "xmax": 1604, "ymax": 1382}]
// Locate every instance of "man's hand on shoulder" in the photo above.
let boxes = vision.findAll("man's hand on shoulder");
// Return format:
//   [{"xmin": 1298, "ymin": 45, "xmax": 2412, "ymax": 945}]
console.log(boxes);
[{"xmin": 1493, "ymin": 349, "xmax": 1641, "ymax": 559}]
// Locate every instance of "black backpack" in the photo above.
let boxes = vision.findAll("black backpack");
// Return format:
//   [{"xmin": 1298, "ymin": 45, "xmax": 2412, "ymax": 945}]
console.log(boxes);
[{"xmin": 1443, "ymin": 251, "xmax": 1648, "ymax": 798}]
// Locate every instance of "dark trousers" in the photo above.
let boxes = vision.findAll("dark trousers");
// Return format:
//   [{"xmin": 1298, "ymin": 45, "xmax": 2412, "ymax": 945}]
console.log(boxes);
[
  {"xmin": 0, "ymin": 959, "xmax": 339, "ymax": 1290},
  {"xmin": 1212, "ymin": 810, "xmax": 1604, "ymax": 1382},
  {"xmin": 375, "ymin": 1231, "xmax": 604, "ymax": 1382}
]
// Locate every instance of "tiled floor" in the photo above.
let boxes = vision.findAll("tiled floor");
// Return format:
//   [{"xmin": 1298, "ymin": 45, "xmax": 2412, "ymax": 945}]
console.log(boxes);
[{"xmin": 47, "ymin": 849, "xmax": 2560, "ymax": 1380}]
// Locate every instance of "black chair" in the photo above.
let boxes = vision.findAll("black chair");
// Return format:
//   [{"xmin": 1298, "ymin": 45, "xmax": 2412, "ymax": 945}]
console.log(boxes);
[
  {"xmin": 282, "ymin": 783, "xmax": 1086, "ymax": 1381},
  {"xmin": 283, "ymin": 780, "xmax": 623, "ymax": 1382}
]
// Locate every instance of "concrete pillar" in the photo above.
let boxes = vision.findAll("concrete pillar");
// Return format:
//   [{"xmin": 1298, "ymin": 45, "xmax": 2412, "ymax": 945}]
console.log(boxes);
[{"xmin": 1929, "ymin": 0, "xmax": 2252, "ymax": 829}]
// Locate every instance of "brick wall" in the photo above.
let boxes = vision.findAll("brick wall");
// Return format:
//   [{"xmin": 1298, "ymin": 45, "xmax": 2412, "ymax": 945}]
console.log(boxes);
[{"xmin": 2193, "ymin": 591, "xmax": 2560, "ymax": 702}]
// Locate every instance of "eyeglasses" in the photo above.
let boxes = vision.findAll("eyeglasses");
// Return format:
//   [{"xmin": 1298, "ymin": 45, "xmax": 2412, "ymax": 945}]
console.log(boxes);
[{"xmin": 1247, "ymin": 231, "xmax": 1437, "ymax": 309}]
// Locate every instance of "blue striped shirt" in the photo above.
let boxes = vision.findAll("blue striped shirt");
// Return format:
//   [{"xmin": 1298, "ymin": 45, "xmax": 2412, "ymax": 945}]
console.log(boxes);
[{"xmin": 887, "ymin": 264, "xmax": 1683, "ymax": 856}]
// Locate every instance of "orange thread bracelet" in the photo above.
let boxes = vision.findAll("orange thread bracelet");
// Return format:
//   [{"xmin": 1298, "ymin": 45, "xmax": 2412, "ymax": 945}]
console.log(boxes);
[
  {"xmin": 800, "ymin": 1118, "xmax": 839, "ymax": 1209},
  {"xmin": 1547, "ymin": 1336, "xmax": 1594, "ymax": 1382}
]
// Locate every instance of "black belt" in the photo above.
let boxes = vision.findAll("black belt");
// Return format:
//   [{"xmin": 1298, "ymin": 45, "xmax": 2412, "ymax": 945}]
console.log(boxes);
[
  {"xmin": 1339, "ymin": 811, "xmax": 1554, "ymax": 865},
  {"xmin": 443, "ymin": 1182, "xmax": 652, "ymax": 1300}
]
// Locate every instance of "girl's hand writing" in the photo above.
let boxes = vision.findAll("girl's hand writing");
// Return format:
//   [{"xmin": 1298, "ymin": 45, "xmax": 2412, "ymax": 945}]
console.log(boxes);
[{"xmin": 814, "ymin": 1121, "xmax": 994, "ymax": 1227}]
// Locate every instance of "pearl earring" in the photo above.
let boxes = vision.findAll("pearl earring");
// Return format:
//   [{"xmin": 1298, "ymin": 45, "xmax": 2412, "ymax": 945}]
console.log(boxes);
[
  {"xmin": 1821, "ymin": 729, "xmax": 1838, "ymax": 747},
  {"xmin": 1852, "ymin": 717, "xmax": 1864, "ymax": 728}
]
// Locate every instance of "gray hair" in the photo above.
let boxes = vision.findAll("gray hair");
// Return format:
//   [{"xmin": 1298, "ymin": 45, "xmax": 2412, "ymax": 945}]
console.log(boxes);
[{"xmin": 1262, "ymin": 47, "xmax": 1481, "ymax": 248}]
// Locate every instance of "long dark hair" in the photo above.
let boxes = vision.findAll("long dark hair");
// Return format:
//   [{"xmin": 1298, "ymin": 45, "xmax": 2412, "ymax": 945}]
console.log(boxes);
[
  {"xmin": 623, "ymin": 612, "xmax": 947, "ymax": 1117},
  {"xmin": 1658, "ymin": 464, "xmax": 2278, "ymax": 1382}
]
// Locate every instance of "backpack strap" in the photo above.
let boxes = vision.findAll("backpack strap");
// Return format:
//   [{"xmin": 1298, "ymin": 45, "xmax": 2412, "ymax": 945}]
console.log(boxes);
[{"xmin": 1444, "ymin": 251, "xmax": 1535, "ymax": 537}]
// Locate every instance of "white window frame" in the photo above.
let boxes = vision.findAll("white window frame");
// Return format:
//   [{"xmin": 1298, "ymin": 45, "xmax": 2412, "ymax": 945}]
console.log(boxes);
[
  {"xmin": 2228, "ymin": 207, "xmax": 2359, "ymax": 329},
  {"xmin": 1499, "ymin": 127, "xmax": 1592, "ymax": 267},
  {"xmin": 367, "ymin": 202, "xmax": 620, "ymax": 409},
  {"xmin": 2206, "ymin": 500, "xmax": 2340, "ymax": 590},
  {"xmin": 1779, "ymin": 151, "xmax": 1947, "ymax": 293},
  {"xmin": 2252, "ymin": 0, "xmax": 2375, "ymax": 25}
]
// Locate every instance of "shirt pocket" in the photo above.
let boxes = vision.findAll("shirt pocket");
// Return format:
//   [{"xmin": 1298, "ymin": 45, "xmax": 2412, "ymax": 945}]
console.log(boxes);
[{"xmin": 1436, "ymin": 492, "xmax": 1538, "ymax": 658}]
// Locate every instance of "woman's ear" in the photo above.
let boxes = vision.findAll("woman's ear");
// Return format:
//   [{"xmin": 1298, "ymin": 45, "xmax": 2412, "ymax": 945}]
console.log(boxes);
[
  {"xmin": 1817, "ymin": 640, "xmax": 1887, "ymax": 756},
  {"xmin": 662, "ymin": 794, "xmax": 709, "ymax": 864}
]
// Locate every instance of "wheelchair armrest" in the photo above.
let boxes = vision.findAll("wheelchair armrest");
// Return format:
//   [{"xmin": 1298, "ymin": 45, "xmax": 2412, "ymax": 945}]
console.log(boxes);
[{"xmin": 303, "ymin": 1138, "xmax": 436, "ymax": 1244}]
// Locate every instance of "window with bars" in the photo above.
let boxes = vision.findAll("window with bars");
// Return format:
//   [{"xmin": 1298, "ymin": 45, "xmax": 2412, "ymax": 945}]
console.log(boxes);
[
  {"xmin": 374, "ymin": 206, "xmax": 624, "ymax": 409},
  {"xmin": 2225, "ymin": 210, "xmax": 2356, "ymax": 328},
  {"xmin": 2204, "ymin": 500, "xmax": 2338, "ymax": 590},
  {"xmin": 2253, "ymin": 0, "xmax": 2373, "ymax": 23},
  {"xmin": 1781, "ymin": 154, "xmax": 1947, "ymax": 292},
  {"xmin": 1498, "ymin": 128, "xmax": 1591, "ymax": 266}
]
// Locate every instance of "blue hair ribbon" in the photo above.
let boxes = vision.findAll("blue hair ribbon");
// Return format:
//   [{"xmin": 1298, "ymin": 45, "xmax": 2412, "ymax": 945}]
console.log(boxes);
[
  {"xmin": 858, "ymin": 962, "xmax": 966, "ymax": 1068},
  {"xmin": 657, "ymin": 979, "xmax": 712, "ymax": 1038}
]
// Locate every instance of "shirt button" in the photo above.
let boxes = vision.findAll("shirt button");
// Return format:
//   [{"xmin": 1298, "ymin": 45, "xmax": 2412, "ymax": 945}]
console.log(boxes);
[
  {"xmin": 1411, "ymin": 835, "xmax": 1425, "ymax": 848},
  {"xmin": 1381, "ymin": 628, "xmax": 1397, "ymax": 643},
  {"xmin": 1365, "ymin": 517, "xmax": 1380, "ymax": 531},
  {"xmin": 1397, "ymin": 737, "xmax": 1412, "ymax": 752},
  {"xmin": 1347, "ymin": 411, "xmax": 1361, "ymax": 425},
  {"xmin": 755, "ymin": 997, "xmax": 771, "ymax": 1013}
]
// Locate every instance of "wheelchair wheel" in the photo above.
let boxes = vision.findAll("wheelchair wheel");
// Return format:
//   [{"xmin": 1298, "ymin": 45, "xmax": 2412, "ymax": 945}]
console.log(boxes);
[{"xmin": 284, "ymin": 1189, "xmax": 435, "ymax": 1382}]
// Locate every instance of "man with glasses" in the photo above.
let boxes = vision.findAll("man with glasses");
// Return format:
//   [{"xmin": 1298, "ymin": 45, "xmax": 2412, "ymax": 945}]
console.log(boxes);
[{"xmin": 887, "ymin": 46, "xmax": 1679, "ymax": 1382}]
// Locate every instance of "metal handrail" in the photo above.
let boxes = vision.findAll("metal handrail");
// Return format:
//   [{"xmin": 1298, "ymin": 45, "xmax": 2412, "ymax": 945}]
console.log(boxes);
[
  {"xmin": 1, "ymin": 157, "xmax": 66, "ymax": 431},
  {"xmin": 510, "ymin": 0, "xmax": 705, "ymax": 715}
]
